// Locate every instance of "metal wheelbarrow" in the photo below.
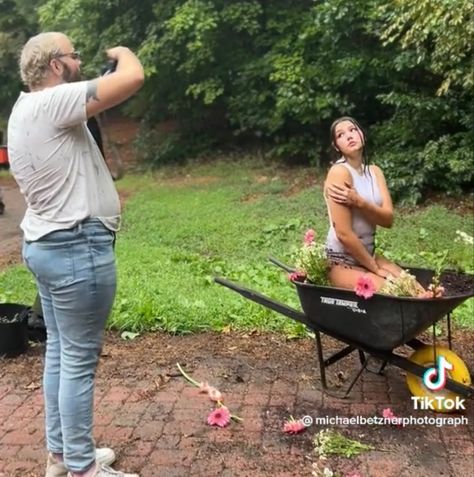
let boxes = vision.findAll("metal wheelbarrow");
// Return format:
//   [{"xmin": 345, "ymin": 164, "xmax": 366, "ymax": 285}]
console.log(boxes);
[{"xmin": 215, "ymin": 258, "xmax": 474, "ymax": 412}]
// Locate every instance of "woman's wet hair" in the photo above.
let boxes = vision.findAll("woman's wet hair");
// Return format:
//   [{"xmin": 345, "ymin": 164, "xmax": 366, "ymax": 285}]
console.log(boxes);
[{"xmin": 329, "ymin": 116, "xmax": 370, "ymax": 171}]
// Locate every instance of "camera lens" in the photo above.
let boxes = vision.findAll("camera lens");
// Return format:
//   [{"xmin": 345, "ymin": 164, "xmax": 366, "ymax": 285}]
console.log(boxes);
[{"xmin": 101, "ymin": 60, "xmax": 118, "ymax": 76}]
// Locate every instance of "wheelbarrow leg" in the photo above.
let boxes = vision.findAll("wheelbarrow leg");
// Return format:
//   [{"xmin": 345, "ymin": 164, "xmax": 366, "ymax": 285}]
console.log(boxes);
[
  {"xmin": 447, "ymin": 312, "xmax": 452, "ymax": 350},
  {"xmin": 343, "ymin": 358, "xmax": 369, "ymax": 398},
  {"xmin": 314, "ymin": 332, "xmax": 369, "ymax": 399},
  {"xmin": 315, "ymin": 330, "xmax": 328, "ymax": 390}
]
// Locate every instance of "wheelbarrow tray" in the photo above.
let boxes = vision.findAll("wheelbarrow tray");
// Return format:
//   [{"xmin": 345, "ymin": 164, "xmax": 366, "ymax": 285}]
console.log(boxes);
[{"xmin": 294, "ymin": 270, "xmax": 471, "ymax": 351}]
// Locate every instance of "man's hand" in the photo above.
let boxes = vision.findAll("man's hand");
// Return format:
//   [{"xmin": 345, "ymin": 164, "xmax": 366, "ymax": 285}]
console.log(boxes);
[{"xmin": 106, "ymin": 46, "xmax": 132, "ymax": 61}]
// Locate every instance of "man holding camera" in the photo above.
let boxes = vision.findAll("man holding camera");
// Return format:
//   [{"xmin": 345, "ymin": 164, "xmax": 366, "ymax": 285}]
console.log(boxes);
[{"xmin": 7, "ymin": 32, "xmax": 144, "ymax": 477}]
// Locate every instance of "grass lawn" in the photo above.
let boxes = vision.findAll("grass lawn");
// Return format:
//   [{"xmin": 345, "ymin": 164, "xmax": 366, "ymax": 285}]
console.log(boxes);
[{"xmin": 0, "ymin": 157, "xmax": 472, "ymax": 334}]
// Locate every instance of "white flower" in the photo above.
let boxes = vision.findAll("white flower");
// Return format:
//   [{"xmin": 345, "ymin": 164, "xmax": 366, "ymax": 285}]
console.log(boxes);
[
  {"xmin": 455, "ymin": 230, "xmax": 474, "ymax": 245},
  {"xmin": 323, "ymin": 468, "xmax": 335, "ymax": 477},
  {"xmin": 379, "ymin": 270, "xmax": 419, "ymax": 297}
]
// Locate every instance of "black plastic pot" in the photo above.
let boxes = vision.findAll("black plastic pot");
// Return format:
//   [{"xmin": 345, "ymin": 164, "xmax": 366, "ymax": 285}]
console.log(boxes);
[{"xmin": 0, "ymin": 303, "xmax": 29, "ymax": 358}]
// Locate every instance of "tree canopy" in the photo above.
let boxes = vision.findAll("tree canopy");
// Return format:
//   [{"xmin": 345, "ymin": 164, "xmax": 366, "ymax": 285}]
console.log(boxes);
[{"xmin": 0, "ymin": 0, "xmax": 472, "ymax": 203}]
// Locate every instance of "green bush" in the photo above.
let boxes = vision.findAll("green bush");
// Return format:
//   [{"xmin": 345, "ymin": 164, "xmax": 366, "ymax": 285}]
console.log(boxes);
[
  {"xmin": 375, "ymin": 150, "xmax": 425, "ymax": 206},
  {"xmin": 134, "ymin": 127, "xmax": 216, "ymax": 167},
  {"xmin": 419, "ymin": 133, "xmax": 474, "ymax": 194},
  {"xmin": 375, "ymin": 132, "xmax": 473, "ymax": 205}
]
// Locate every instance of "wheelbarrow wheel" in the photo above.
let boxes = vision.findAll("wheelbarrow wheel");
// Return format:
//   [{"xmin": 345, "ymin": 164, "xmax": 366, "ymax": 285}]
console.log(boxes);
[{"xmin": 406, "ymin": 345, "xmax": 471, "ymax": 413}]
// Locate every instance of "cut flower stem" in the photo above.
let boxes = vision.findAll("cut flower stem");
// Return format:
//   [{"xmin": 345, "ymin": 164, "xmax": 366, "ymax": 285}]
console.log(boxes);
[{"xmin": 176, "ymin": 362, "xmax": 201, "ymax": 387}]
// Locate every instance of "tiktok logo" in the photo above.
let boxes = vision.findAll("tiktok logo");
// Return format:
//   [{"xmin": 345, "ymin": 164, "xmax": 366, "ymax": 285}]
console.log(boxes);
[{"xmin": 422, "ymin": 356, "xmax": 453, "ymax": 391}]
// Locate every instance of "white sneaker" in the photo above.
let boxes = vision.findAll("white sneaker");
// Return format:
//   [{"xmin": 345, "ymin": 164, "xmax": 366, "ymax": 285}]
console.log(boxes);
[
  {"xmin": 67, "ymin": 463, "xmax": 139, "ymax": 477},
  {"xmin": 46, "ymin": 448, "xmax": 116, "ymax": 477}
]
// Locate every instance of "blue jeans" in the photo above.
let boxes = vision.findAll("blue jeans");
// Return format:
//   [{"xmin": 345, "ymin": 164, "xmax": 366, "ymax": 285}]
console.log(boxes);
[{"xmin": 23, "ymin": 219, "xmax": 116, "ymax": 473}]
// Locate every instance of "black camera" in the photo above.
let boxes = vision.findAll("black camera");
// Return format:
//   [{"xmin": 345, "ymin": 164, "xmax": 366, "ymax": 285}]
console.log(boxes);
[{"xmin": 101, "ymin": 60, "xmax": 118, "ymax": 76}]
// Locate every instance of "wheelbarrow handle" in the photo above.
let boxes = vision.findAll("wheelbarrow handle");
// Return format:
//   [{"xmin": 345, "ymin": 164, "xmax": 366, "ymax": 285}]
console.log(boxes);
[
  {"xmin": 268, "ymin": 256, "xmax": 296, "ymax": 273},
  {"xmin": 214, "ymin": 276, "xmax": 312, "ymax": 328}
]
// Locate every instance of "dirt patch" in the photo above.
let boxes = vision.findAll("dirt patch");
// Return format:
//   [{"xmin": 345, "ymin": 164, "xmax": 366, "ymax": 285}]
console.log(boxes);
[
  {"xmin": 283, "ymin": 175, "xmax": 319, "ymax": 197},
  {"xmin": 423, "ymin": 192, "xmax": 474, "ymax": 216},
  {"xmin": 0, "ymin": 178, "xmax": 25, "ymax": 269},
  {"xmin": 249, "ymin": 168, "xmax": 321, "ymax": 198},
  {"xmin": 102, "ymin": 113, "xmax": 140, "ymax": 172},
  {"xmin": 0, "ymin": 175, "xmax": 16, "ymax": 187},
  {"xmin": 240, "ymin": 192, "xmax": 264, "ymax": 203},
  {"xmin": 0, "ymin": 237, "xmax": 22, "ymax": 270},
  {"xmin": 441, "ymin": 271, "xmax": 474, "ymax": 296}
]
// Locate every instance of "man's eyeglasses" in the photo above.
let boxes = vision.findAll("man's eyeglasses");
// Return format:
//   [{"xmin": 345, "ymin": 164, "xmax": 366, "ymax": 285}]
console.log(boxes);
[{"xmin": 54, "ymin": 51, "xmax": 81, "ymax": 61}]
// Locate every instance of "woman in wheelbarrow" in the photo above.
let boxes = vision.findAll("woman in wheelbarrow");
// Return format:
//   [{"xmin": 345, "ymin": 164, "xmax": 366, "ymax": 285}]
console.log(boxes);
[{"xmin": 324, "ymin": 116, "xmax": 422, "ymax": 293}]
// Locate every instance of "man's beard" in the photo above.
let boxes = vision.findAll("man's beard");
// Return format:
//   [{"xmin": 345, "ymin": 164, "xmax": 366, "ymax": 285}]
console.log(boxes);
[{"xmin": 61, "ymin": 61, "xmax": 81, "ymax": 83}]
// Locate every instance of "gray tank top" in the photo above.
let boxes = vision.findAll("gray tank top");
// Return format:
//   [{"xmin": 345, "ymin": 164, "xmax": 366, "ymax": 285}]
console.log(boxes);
[{"xmin": 325, "ymin": 160, "xmax": 382, "ymax": 266}]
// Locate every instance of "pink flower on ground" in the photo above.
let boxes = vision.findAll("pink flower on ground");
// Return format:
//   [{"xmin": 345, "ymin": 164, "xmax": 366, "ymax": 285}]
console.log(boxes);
[
  {"xmin": 288, "ymin": 271, "xmax": 307, "ymax": 282},
  {"xmin": 354, "ymin": 274, "xmax": 376, "ymax": 299},
  {"xmin": 207, "ymin": 387, "xmax": 223, "ymax": 402},
  {"xmin": 207, "ymin": 406, "xmax": 231, "ymax": 427},
  {"xmin": 382, "ymin": 407, "xmax": 401, "ymax": 426},
  {"xmin": 304, "ymin": 229, "xmax": 316, "ymax": 245},
  {"xmin": 199, "ymin": 381, "xmax": 211, "ymax": 393},
  {"xmin": 283, "ymin": 418, "xmax": 306, "ymax": 434}
]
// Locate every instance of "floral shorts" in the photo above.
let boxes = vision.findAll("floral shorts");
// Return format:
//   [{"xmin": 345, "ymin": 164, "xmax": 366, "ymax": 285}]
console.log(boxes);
[{"xmin": 325, "ymin": 248, "xmax": 359, "ymax": 268}]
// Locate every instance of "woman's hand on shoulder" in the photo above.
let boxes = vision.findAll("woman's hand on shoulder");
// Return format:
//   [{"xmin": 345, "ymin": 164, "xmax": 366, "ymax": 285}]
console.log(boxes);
[
  {"xmin": 327, "ymin": 180, "xmax": 362, "ymax": 208},
  {"xmin": 325, "ymin": 165, "xmax": 355, "ymax": 206}
]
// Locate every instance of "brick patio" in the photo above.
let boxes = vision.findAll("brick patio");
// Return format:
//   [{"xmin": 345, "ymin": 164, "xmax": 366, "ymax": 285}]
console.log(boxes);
[{"xmin": 0, "ymin": 332, "xmax": 472, "ymax": 477}]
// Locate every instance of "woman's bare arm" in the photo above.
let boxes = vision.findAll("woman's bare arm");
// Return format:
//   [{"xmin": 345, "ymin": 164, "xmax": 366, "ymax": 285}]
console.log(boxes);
[{"xmin": 327, "ymin": 165, "xmax": 394, "ymax": 228}]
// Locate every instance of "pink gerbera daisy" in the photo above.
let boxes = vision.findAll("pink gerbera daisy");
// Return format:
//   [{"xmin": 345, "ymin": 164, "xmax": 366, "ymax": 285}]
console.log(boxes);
[
  {"xmin": 207, "ymin": 406, "xmax": 231, "ymax": 427},
  {"xmin": 354, "ymin": 274, "xmax": 376, "ymax": 299},
  {"xmin": 382, "ymin": 407, "xmax": 401, "ymax": 426},
  {"xmin": 283, "ymin": 418, "xmax": 306, "ymax": 434},
  {"xmin": 304, "ymin": 229, "xmax": 316, "ymax": 245},
  {"xmin": 288, "ymin": 271, "xmax": 307, "ymax": 282}
]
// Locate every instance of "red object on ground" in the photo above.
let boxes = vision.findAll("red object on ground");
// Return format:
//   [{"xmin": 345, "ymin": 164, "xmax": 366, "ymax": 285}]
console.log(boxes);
[{"xmin": 0, "ymin": 146, "xmax": 8, "ymax": 166}]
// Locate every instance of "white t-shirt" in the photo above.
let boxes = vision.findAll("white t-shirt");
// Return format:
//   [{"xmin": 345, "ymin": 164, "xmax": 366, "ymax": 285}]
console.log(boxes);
[{"xmin": 7, "ymin": 81, "xmax": 120, "ymax": 241}]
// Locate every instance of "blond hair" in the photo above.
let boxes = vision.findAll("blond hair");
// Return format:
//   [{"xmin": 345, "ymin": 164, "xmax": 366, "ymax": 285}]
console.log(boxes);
[{"xmin": 19, "ymin": 32, "xmax": 67, "ymax": 88}]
